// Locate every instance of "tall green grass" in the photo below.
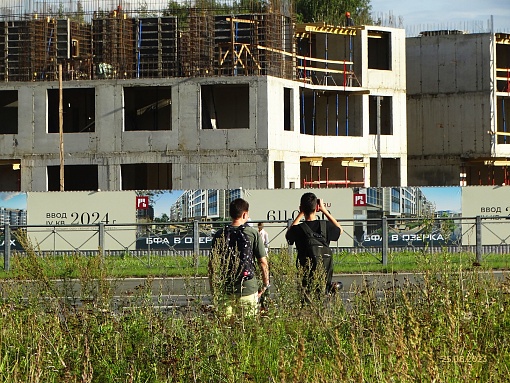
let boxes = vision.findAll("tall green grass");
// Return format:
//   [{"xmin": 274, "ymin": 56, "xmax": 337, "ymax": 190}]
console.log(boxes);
[
  {"xmin": 0, "ymin": 235, "xmax": 509, "ymax": 381},
  {"xmin": 1, "ymin": 248, "xmax": 509, "ymax": 279}
]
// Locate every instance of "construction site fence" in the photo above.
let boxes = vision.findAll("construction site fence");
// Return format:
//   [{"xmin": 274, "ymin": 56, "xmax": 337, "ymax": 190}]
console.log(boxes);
[{"xmin": 2, "ymin": 215, "xmax": 510, "ymax": 272}]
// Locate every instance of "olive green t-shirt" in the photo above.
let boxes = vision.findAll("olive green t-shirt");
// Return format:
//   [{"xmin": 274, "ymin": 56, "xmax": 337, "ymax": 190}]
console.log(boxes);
[{"xmin": 211, "ymin": 224, "xmax": 267, "ymax": 296}]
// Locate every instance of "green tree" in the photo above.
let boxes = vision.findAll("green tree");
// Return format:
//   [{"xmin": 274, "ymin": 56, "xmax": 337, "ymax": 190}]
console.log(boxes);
[
  {"xmin": 295, "ymin": 0, "xmax": 372, "ymax": 26},
  {"xmin": 154, "ymin": 213, "xmax": 170, "ymax": 223},
  {"xmin": 154, "ymin": 213, "xmax": 170, "ymax": 234},
  {"xmin": 165, "ymin": 1, "xmax": 190, "ymax": 27},
  {"xmin": 74, "ymin": 0, "xmax": 85, "ymax": 23}
]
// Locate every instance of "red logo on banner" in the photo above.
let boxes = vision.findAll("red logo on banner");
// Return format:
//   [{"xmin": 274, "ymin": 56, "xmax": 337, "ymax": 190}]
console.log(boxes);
[
  {"xmin": 353, "ymin": 193, "xmax": 366, "ymax": 206},
  {"xmin": 136, "ymin": 196, "xmax": 149, "ymax": 210}
]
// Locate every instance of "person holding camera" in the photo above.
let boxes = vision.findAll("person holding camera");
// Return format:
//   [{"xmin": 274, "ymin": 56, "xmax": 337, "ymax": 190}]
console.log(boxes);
[{"xmin": 285, "ymin": 192, "xmax": 343, "ymax": 300}]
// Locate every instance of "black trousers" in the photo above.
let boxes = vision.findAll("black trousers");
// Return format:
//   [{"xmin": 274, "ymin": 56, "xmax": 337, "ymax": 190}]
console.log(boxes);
[{"xmin": 299, "ymin": 252, "xmax": 334, "ymax": 296}]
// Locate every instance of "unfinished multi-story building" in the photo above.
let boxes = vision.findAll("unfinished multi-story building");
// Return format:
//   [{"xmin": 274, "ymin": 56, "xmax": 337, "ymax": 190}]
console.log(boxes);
[
  {"xmin": 0, "ymin": 0, "xmax": 407, "ymax": 192},
  {"xmin": 407, "ymin": 29, "xmax": 510, "ymax": 186}
]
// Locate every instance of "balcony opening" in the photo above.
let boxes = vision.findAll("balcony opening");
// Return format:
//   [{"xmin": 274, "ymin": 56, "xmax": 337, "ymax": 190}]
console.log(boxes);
[
  {"xmin": 497, "ymin": 96, "xmax": 510, "ymax": 144},
  {"xmin": 300, "ymin": 89, "xmax": 363, "ymax": 136},
  {"xmin": 496, "ymin": 41, "xmax": 510, "ymax": 92},
  {"xmin": 300, "ymin": 157, "xmax": 365, "ymax": 188}
]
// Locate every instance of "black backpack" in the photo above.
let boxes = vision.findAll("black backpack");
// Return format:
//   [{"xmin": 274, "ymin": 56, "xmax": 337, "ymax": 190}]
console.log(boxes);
[
  {"xmin": 222, "ymin": 223, "xmax": 255, "ymax": 284},
  {"xmin": 297, "ymin": 221, "xmax": 331, "ymax": 264},
  {"xmin": 297, "ymin": 221, "xmax": 335, "ymax": 293}
]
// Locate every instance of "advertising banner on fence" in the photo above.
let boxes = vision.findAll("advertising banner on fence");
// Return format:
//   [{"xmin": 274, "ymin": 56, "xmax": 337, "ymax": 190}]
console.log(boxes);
[
  {"xmin": 354, "ymin": 187, "xmax": 462, "ymax": 248},
  {"xmin": 26, "ymin": 191, "xmax": 137, "ymax": 251},
  {"xmin": 461, "ymin": 186, "xmax": 510, "ymax": 246},
  {"xmin": 0, "ymin": 192, "xmax": 27, "ymax": 250},
  {"xmin": 244, "ymin": 188, "xmax": 353, "ymax": 248},
  {"xmin": 135, "ymin": 233, "xmax": 213, "ymax": 250},
  {"xmin": 5, "ymin": 185, "xmax": 510, "ymax": 251}
]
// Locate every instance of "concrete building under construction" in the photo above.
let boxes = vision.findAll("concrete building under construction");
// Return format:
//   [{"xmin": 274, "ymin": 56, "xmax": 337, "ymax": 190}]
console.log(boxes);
[
  {"xmin": 0, "ymin": 0, "xmax": 408, "ymax": 191},
  {"xmin": 407, "ymin": 29, "xmax": 510, "ymax": 186}
]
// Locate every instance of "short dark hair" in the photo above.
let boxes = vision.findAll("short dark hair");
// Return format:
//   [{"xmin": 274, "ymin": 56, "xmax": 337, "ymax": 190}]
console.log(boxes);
[
  {"xmin": 229, "ymin": 198, "xmax": 249, "ymax": 219},
  {"xmin": 300, "ymin": 192, "xmax": 317, "ymax": 215}
]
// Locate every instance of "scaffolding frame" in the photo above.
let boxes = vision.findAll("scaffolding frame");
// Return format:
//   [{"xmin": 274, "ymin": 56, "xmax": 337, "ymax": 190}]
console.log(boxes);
[{"xmin": 0, "ymin": 0, "xmax": 296, "ymax": 82}]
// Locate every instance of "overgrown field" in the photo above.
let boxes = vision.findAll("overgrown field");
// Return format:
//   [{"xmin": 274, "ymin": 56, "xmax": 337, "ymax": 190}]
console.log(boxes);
[
  {"xmin": 0, "ymin": 237, "xmax": 509, "ymax": 383},
  {"xmin": 2, "ymin": 247, "xmax": 510, "ymax": 279}
]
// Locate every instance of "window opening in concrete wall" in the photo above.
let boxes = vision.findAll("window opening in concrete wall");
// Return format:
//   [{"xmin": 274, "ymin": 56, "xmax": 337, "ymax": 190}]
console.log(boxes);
[
  {"xmin": 124, "ymin": 86, "xmax": 172, "ymax": 131},
  {"xmin": 47, "ymin": 165, "xmax": 98, "ymax": 191},
  {"xmin": 370, "ymin": 158, "xmax": 400, "ymax": 187},
  {"xmin": 284, "ymin": 87, "xmax": 292, "ymax": 131},
  {"xmin": 496, "ymin": 41, "xmax": 510, "ymax": 92},
  {"xmin": 300, "ymin": 88, "xmax": 362, "ymax": 136},
  {"xmin": 368, "ymin": 31, "xmax": 391, "ymax": 70},
  {"xmin": 0, "ymin": 160, "xmax": 21, "ymax": 191},
  {"xmin": 274, "ymin": 161, "xmax": 284, "ymax": 188},
  {"xmin": 201, "ymin": 84, "xmax": 249, "ymax": 129},
  {"xmin": 300, "ymin": 157, "xmax": 365, "ymax": 187},
  {"xmin": 48, "ymin": 88, "xmax": 95, "ymax": 133},
  {"xmin": 121, "ymin": 163, "xmax": 172, "ymax": 190},
  {"xmin": 0, "ymin": 90, "xmax": 18, "ymax": 134},
  {"xmin": 497, "ymin": 96, "xmax": 510, "ymax": 144},
  {"xmin": 369, "ymin": 96, "xmax": 393, "ymax": 135}
]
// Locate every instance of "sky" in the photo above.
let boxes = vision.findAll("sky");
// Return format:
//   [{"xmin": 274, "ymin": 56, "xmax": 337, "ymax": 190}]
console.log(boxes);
[
  {"xmin": 420, "ymin": 187, "xmax": 462, "ymax": 213},
  {"xmin": 11, "ymin": 1, "xmax": 510, "ymax": 33},
  {"xmin": 151, "ymin": 190, "xmax": 182, "ymax": 217},
  {"xmin": 370, "ymin": 0, "xmax": 510, "ymax": 34},
  {"xmin": 0, "ymin": 192, "xmax": 26, "ymax": 210}
]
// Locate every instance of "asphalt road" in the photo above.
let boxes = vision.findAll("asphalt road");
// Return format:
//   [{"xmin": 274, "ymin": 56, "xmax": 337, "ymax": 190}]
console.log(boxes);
[
  {"xmin": 6, "ymin": 271, "xmax": 508, "ymax": 311},
  {"xmin": 112, "ymin": 270, "xmax": 510, "ymax": 294},
  {"xmin": 108, "ymin": 270, "xmax": 510, "ymax": 309}
]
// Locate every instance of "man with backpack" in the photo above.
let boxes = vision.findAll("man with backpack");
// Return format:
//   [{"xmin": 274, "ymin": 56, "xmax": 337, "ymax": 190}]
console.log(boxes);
[
  {"xmin": 286, "ymin": 192, "xmax": 343, "ymax": 301},
  {"xmin": 209, "ymin": 198, "xmax": 270, "ymax": 318}
]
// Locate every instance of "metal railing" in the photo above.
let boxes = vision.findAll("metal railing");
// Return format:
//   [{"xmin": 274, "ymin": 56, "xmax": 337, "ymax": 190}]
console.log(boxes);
[{"xmin": 2, "ymin": 216, "xmax": 510, "ymax": 272}]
